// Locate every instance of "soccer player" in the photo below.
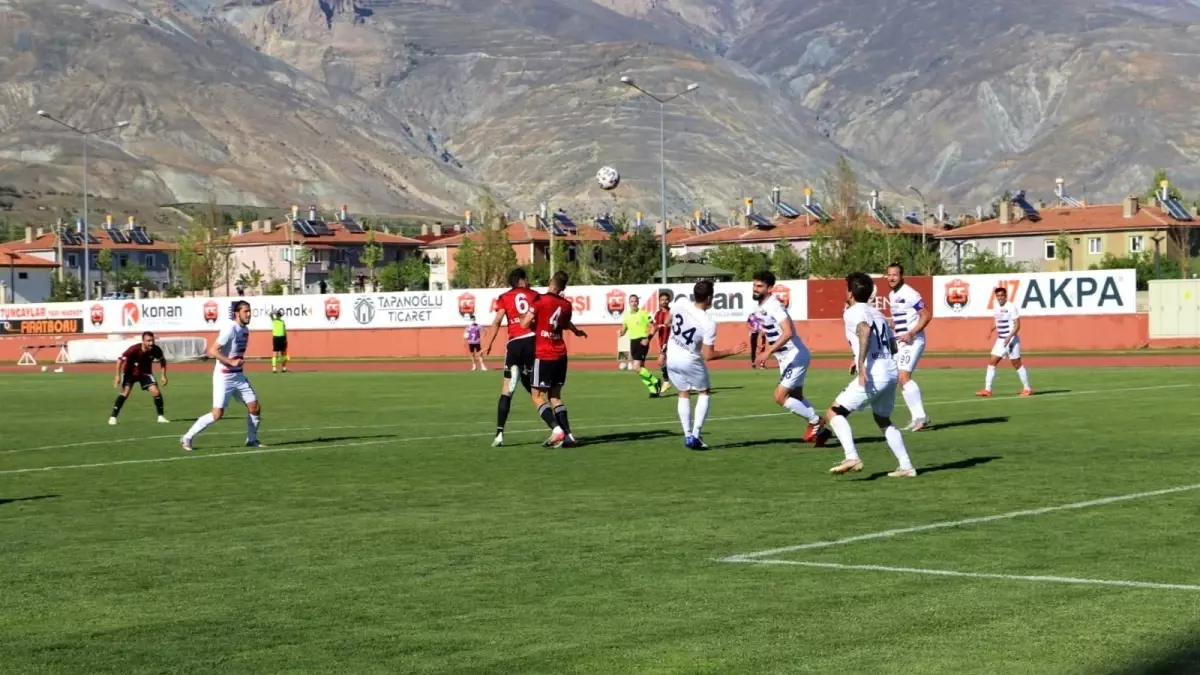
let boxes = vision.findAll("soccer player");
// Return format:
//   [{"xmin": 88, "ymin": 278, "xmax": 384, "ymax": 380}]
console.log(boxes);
[
  {"xmin": 619, "ymin": 294, "xmax": 661, "ymax": 396},
  {"xmin": 886, "ymin": 263, "xmax": 931, "ymax": 430},
  {"xmin": 520, "ymin": 271, "xmax": 587, "ymax": 447},
  {"xmin": 110, "ymin": 331, "xmax": 169, "ymax": 425},
  {"xmin": 751, "ymin": 270, "xmax": 824, "ymax": 442},
  {"xmin": 822, "ymin": 272, "xmax": 917, "ymax": 478},
  {"xmin": 977, "ymin": 286, "xmax": 1033, "ymax": 397},
  {"xmin": 180, "ymin": 300, "xmax": 263, "ymax": 451},
  {"xmin": 464, "ymin": 314, "xmax": 486, "ymax": 371},
  {"xmin": 270, "ymin": 310, "xmax": 289, "ymax": 373},
  {"xmin": 485, "ymin": 268, "xmax": 540, "ymax": 447},
  {"xmin": 653, "ymin": 291, "xmax": 673, "ymax": 394},
  {"xmin": 666, "ymin": 280, "xmax": 747, "ymax": 450}
]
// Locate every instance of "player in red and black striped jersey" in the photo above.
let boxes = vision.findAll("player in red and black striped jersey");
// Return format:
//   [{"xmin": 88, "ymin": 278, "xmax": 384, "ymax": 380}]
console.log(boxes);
[
  {"xmin": 110, "ymin": 331, "xmax": 169, "ymax": 425},
  {"xmin": 486, "ymin": 268, "xmax": 541, "ymax": 447},
  {"xmin": 652, "ymin": 291, "xmax": 673, "ymax": 395},
  {"xmin": 519, "ymin": 271, "xmax": 587, "ymax": 447}
]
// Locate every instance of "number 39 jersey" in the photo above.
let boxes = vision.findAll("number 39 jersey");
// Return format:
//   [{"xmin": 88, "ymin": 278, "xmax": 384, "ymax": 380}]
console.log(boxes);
[
  {"xmin": 496, "ymin": 288, "xmax": 539, "ymax": 341},
  {"xmin": 843, "ymin": 302, "xmax": 897, "ymax": 379},
  {"xmin": 665, "ymin": 298, "xmax": 717, "ymax": 366}
]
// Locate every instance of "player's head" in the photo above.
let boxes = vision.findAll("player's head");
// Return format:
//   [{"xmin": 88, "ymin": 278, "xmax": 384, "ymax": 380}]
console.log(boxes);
[
  {"xmin": 658, "ymin": 291, "xmax": 671, "ymax": 310},
  {"xmin": 886, "ymin": 263, "xmax": 905, "ymax": 290},
  {"xmin": 548, "ymin": 270, "xmax": 569, "ymax": 294},
  {"xmin": 846, "ymin": 272, "xmax": 874, "ymax": 305},
  {"xmin": 507, "ymin": 267, "xmax": 527, "ymax": 289},
  {"xmin": 693, "ymin": 280, "xmax": 715, "ymax": 310},
  {"xmin": 271, "ymin": 309, "xmax": 283, "ymax": 320},
  {"xmin": 751, "ymin": 270, "xmax": 776, "ymax": 302},
  {"xmin": 232, "ymin": 300, "xmax": 252, "ymax": 326},
  {"xmin": 994, "ymin": 286, "xmax": 1008, "ymax": 305},
  {"xmin": 141, "ymin": 331, "xmax": 155, "ymax": 349},
  {"xmin": 628, "ymin": 294, "xmax": 639, "ymax": 311}
]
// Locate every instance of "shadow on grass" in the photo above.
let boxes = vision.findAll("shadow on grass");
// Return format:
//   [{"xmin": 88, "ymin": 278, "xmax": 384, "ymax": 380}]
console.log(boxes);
[
  {"xmin": 926, "ymin": 416, "xmax": 1009, "ymax": 431},
  {"xmin": 1107, "ymin": 626, "xmax": 1200, "ymax": 674},
  {"xmin": 267, "ymin": 434, "xmax": 398, "ymax": 447},
  {"xmin": 716, "ymin": 416, "xmax": 1009, "ymax": 451},
  {"xmin": 0, "ymin": 495, "xmax": 59, "ymax": 506},
  {"xmin": 581, "ymin": 430, "xmax": 676, "ymax": 446},
  {"xmin": 853, "ymin": 456, "xmax": 1001, "ymax": 481}
]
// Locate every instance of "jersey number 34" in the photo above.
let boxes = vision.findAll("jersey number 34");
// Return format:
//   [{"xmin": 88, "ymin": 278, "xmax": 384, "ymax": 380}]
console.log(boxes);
[{"xmin": 672, "ymin": 313, "xmax": 696, "ymax": 344}]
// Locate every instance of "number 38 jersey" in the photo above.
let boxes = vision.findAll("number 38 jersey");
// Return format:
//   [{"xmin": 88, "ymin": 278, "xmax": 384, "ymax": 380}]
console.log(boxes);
[
  {"xmin": 665, "ymin": 298, "xmax": 718, "ymax": 366},
  {"xmin": 843, "ymin": 302, "xmax": 898, "ymax": 379}
]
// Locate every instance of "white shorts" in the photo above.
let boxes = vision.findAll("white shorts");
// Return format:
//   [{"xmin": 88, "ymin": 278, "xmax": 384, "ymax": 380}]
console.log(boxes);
[
  {"xmin": 895, "ymin": 337, "xmax": 926, "ymax": 373},
  {"xmin": 666, "ymin": 359, "xmax": 710, "ymax": 392},
  {"xmin": 835, "ymin": 373, "xmax": 898, "ymax": 418},
  {"xmin": 213, "ymin": 373, "xmax": 258, "ymax": 410},
  {"xmin": 777, "ymin": 351, "xmax": 811, "ymax": 390},
  {"xmin": 991, "ymin": 336, "xmax": 1021, "ymax": 360}
]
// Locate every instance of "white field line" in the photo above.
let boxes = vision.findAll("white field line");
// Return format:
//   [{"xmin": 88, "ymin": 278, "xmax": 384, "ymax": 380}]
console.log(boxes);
[
  {"xmin": 719, "ymin": 482, "xmax": 1200, "ymax": 563},
  {"xmin": 2, "ymin": 382, "xmax": 1191, "ymax": 457},
  {"xmin": 733, "ymin": 560, "xmax": 1200, "ymax": 592}
]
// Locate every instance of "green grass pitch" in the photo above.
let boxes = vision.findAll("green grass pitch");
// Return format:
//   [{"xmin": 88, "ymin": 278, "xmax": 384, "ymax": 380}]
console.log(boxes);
[{"xmin": 1, "ymin": 365, "xmax": 1199, "ymax": 674}]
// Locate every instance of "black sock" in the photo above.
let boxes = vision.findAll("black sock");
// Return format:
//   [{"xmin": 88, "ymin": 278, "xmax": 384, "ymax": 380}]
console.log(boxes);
[
  {"xmin": 660, "ymin": 366, "xmax": 669, "ymax": 383},
  {"xmin": 553, "ymin": 405, "xmax": 570, "ymax": 434},
  {"xmin": 496, "ymin": 394, "xmax": 512, "ymax": 432},
  {"xmin": 111, "ymin": 394, "xmax": 127, "ymax": 418},
  {"xmin": 519, "ymin": 372, "xmax": 532, "ymax": 394},
  {"xmin": 154, "ymin": 395, "xmax": 164, "ymax": 416},
  {"xmin": 750, "ymin": 333, "xmax": 758, "ymax": 363},
  {"xmin": 538, "ymin": 403, "xmax": 557, "ymax": 430}
]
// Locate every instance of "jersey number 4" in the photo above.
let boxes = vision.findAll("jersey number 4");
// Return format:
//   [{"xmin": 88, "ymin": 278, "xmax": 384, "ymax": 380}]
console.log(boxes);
[
  {"xmin": 870, "ymin": 323, "xmax": 893, "ymax": 356},
  {"xmin": 548, "ymin": 306, "xmax": 563, "ymax": 329},
  {"xmin": 672, "ymin": 313, "xmax": 696, "ymax": 344}
]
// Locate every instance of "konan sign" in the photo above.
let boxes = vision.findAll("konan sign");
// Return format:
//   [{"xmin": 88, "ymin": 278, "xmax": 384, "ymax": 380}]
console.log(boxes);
[{"xmin": 932, "ymin": 270, "xmax": 1137, "ymax": 318}]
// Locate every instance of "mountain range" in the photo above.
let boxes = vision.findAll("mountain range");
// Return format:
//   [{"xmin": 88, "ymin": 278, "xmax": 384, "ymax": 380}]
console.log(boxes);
[{"xmin": 2, "ymin": 0, "xmax": 1199, "ymax": 222}]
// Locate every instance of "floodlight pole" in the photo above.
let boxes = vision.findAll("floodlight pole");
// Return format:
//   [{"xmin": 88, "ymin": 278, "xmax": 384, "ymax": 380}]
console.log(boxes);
[
  {"xmin": 36, "ymin": 111, "xmax": 129, "ymax": 301},
  {"xmin": 620, "ymin": 77, "xmax": 700, "ymax": 284},
  {"xmin": 907, "ymin": 185, "xmax": 928, "ymax": 273}
]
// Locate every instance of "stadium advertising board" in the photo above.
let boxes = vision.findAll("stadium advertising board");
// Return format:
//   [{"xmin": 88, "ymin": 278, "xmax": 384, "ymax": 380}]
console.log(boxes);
[
  {"xmin": 932, "ymin": 270, "xmax": 1137, "ymax": 318},
  {"xmin": 0, "ymin": 318, "xmax": 83, "ymax": 335},
  {"xmin": 0, "ymin": 305, "xmax": 83, "ymax": 321}
]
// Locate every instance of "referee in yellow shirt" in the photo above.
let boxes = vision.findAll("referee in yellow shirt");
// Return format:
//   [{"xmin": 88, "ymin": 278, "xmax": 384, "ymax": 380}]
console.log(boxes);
[{"xmin": 619, "ymin": 295, "xmax": 662, "ymax": 396}]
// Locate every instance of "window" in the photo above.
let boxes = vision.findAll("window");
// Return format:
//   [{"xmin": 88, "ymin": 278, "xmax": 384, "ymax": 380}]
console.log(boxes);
[
  {"xmin": 118, "ymin": 254, "xmax": 128, "ymax": 268},
  {"xmin": 1044, "ymin": 239, "xmax": 1056, "ymax": 260},
  {"xmin": 1130, "ymin": 235, "xmax": 1145, "ymax": 253},
  {"xmin": 1088, "ymin": 237, "xmax": 1102, "ymax": 255},
  {"xmin": 67, "ymin": 254, "xmax": 78, "ymax": 267},
  {"xmin": 17, "ymin": 272, "xmax": 27, "ymax": 280},
  {"xmin": 998, "ymin": 240, "xmax": 1015, "ymax": 258},
  {"xmin": 143, "ymin": 254, "xmax": 155, "ymax": 267},
  {"xmin": 963, "ymin": 242, "xmax": 978, "ymax": 258}
]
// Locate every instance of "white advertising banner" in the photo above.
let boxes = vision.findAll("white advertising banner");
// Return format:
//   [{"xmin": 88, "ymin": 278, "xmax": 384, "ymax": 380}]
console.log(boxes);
[{"xmin": 932, "ymin": 270, "xmax": 1138, "ymax": 318}]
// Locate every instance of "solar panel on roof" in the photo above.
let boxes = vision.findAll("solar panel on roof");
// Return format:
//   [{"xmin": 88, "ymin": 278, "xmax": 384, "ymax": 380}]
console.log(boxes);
[
  {"xmin": 130, "ymin": 229, "xmax": 152, "ymax": 244},
  {"xmin": 107, "ymin": 229, "xmax": 130, "ymax": 243},
  {"xmin": 84, "ymin": 232, "xmax": 100, "ymax": 244},
  {"xmin": 904, "ymin": 214, "xmax": 923, "ymax": 226},
  {"xmin": 553, "ymin": 213, "xmax": 576, "ymax": 233},
  {"xmin": 341, "ymin": 220, "xmax": 365, "ymax": 233},
  {"xmin": 593, "ymin": 217, "xmax": 614, "ymax": 233},
  {"xmin": 776, "ymin": 201, "xmax": 801, "ymax": 218},
  {"xmin": 61, "ymin": 231, "xmax": 79, "ymax": 245},
  {"xmin": 306, "ymin": 219, "xmax": 331, "ymax": 235},
  {"xmin": 1011, "ymin": 191, "xmax": 1042, "ymax": 222},
  {"xmin": 1163, "ymin": 197, "xmax": 1194, "ymax": 222},
  {"xmin": 293, "ymin": 220, "xmax": 317, "ymax": 236},
  {"xmin": 802, "ymin": 199, "xmax": 832, "ymax": 222}
]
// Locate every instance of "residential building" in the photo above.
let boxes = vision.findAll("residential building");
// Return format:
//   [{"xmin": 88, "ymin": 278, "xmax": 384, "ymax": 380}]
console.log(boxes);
[
  {"xmin": 228, "ymin": 205, "xmax": 425, "ymax": 293},
  {"xmin": 0, "ymin": 219, "xmax": 177, "ymax": 296},
  {"xmin": 0, "ymin": 250, "xmax": 59, "ymax": 303},
  {"xmin": 934, "ymin": 196, "xmax": 1200, "ymax": 272}
]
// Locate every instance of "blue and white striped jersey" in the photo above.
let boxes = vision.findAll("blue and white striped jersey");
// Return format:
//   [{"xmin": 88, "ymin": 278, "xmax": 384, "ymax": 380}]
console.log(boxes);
[
  {"xmin": 888, "ymin": 284, "xmax": 926, "ymax": 339},
  {"xmin": 994, "ymin": 301, "xmax": 1020, "ymax": 339}
]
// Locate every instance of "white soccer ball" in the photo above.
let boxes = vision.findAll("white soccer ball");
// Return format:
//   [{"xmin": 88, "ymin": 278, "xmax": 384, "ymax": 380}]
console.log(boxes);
[{"xmin": 596, "ymin": 166, "xmax": 620, "ymax": 190}]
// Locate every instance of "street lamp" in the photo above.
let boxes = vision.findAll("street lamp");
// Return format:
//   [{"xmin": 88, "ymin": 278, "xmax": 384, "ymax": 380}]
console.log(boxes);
[
  {"xmin": 620, "ymin": 76, "xmax": 700, "ymax": 284},
  {"xmin": 36, "ymin": 110, "xmax": 129, "ymax": 301}
]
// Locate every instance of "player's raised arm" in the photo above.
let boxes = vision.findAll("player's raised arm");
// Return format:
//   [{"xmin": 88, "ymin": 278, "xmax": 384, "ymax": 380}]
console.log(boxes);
[{"xmin": 485, "ymin": 309, "xmax": 504, "ymax": 355}]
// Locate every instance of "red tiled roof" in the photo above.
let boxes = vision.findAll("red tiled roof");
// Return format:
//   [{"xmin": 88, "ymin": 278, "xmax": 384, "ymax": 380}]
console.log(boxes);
[
  {"xmin": 231, "ymin": 220, "xmax": 424, "ymax": 247},
  {"xmin": 675, "ymin": 215, "xmax": 935, "ymax": 245},
  {"xmin": 933, "ymin": 204, "xmax": 1193, "ymax": 239},
  {"xmin": 0, "ymin": 230, "xmax": 177, "ymax": 253},
  {"xmin": 431, "ymin": 220, "xmax": 612, "ymax": 247},
  {"xmin": 0, "ymin": 251, "xmax": 59, "ymax": 268}
]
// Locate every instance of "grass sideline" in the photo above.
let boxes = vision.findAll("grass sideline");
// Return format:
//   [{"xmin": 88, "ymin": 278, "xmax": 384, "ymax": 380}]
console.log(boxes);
[{"xmin": 1, "ymin": 366, "xmax": 1199, "ymax": 673}]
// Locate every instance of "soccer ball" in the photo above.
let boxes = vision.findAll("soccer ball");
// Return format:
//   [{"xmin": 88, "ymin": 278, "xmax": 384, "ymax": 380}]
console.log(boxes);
[{"xmin": 596, "ymin": 166, "xmax": 620, "ymax": 190}]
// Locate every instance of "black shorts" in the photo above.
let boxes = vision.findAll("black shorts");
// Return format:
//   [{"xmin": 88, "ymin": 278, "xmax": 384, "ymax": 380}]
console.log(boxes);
[
  {"xmin": 468, "ymin": 343, "xmax": 481, "ymax": 353},
  {"xmin": 272, "ymin": 336, "xmax": 288, "ymax": 352},
  {"xmin": 122, "ymin": 373, "xmax": 157, "ymax": 390},
  {"xmin": 504, "ymin": 337, "xmax": 535, "ymax": 376},
  {"xmin": 532, "ymin": 357, "xmax": 568, "ymax": 389},
  {"xmin": 630, "ymin": 340, "xmax": 650, "ymax": 362}
]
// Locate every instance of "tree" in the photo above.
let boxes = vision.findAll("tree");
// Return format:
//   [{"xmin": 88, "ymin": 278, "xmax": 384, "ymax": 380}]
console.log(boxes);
[
  {"xmin": 597, "ymin": 215, "xmax": 663, "ymax": 283},
  {"xmin": 822, "ymin": 155, "xmax": 859, "ymax": 221},
  {"xmin": 112, "ymin": 263, "xmax": 150, "ymax": 294},
  {"xmin": 549, "ymin": 239, "xmax": 569, "ymax": 276},
  {"xmin": 453, "ymin": 238, "xmax": 478, "ymax": 288},
  {"xmin": 770, "ymin": 239, "xmax": 805, "ymax": 279},
  {"xmin": 265, "ymin": 278, "xmax": 287, "ymax": 295},
  {"xmin": 1143, "ymin": 168, "xmax": 1182, "ymax": 204},
  {"xmin": 360, "ymin": 229, "xmax": 384, "ymax": 287},
  {"xmin": 292, "ymin": 245, "xmax": 311, "ymax": 292},
  {"xmin": 452, "ymin": 191, "xmax": 520, "ymax": 288},
  {"xmin": 961, "ymin": 250, "xmax": 1026, "ymax": 274},
  {"xmin": 173, "ymin": 198, "xmax": 236, "ymax": 294},
  {"xmin": 96, "ymin": 248, "xmax": 113, "ymax": 293},
  {"xmin": 1054, "ymin": 232, "xmax": 1073, "ymax": 270},
  {"xmin": 236, "ymin": 206, "xmax": 260, "ymax": 225},
  {"xmin": 329, "ymin": 264, "xmax": 352, "ymax": 293},
  {"xmin": 397, "ymin": 255, "xmax": 430, "ymax": 290},
  {"xmin": 807, "ymin": 218, "xmax": 945, "ymax": 278},
  {"xmin": 1089, "ymin": 251, "xmax": 1181, "ymax": 290},
  {"xmin": 49, "ymin": 272, "xmax": 83, "ymax": 301},
  {"xmin": 236, "ymin": 263, "xmax": 265, "ymax": 294},
  {"xmin": 705, "ymin": 244, "xmax": 769, "ymax": 281},
  {"xmin": 572, "ymin": 240, "xmax": 601, "ymax": 285}
]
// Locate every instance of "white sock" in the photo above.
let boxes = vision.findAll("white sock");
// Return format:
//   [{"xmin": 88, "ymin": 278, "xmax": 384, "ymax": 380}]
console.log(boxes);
[
  {"xmin": 901, "ymin": 380, "xmax": 926, "ymax": 420},
  {"xmin": 247, "ymin": 414, "xmax": 261, "ymax": 442},
  {"xmin": 1016, "ymin": 366, "xmax": 1031, "ymax": 389},
  {"xmin": 677, "ymin": 397, "xmax": 692, "ymax": 436},
  {"xmin": 783, "ymin": 396, "xmax": 820, "ymax": 424},
  {"xmin": 985, "ymin": 365, "xmax": 997, "ymax": 391},
  {"xmin": 828, "ymin": 415, "xmax": 858, "ymax": 461},
  {"xmin": 883, "ymin": 425, "xmax": 913, "ymax": 470},
  {"xmin": 692, "ymin": 394, "xmax": 710, "ymax": 437},
  {"xmin": 184, "ymin": 413, "xmax": 216, "ymax": 441}
]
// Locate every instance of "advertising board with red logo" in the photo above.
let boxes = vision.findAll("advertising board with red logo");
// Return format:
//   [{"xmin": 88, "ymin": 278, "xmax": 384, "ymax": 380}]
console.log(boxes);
[{"xmin": 931, "ymin": 270, "xmax": 1137, "ymax": 318}]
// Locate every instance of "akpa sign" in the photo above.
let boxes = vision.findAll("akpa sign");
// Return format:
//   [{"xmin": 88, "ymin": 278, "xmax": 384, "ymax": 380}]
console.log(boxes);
[{"xmin": 932, "ymin": 270, "xmax": 1137, "ymax": 317}]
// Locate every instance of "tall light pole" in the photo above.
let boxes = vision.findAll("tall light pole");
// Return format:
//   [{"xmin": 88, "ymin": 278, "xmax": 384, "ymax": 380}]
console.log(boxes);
[
  {"xmin": 36, "ymin": 110, "xmax": 129, "ymax": 301},
  {"xmin": 620, "ymin": 76, "xmax": 699, "ymax": 284}
]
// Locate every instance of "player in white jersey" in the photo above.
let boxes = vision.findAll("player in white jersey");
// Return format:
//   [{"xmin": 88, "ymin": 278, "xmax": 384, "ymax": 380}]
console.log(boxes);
[
  {"xmin": 886, "ymin": 263, "xmax": 932, "ymax": 431},
  {"xmin": 665, "ymin": 281, "xmax": 748, "ymax": 450},
  {"xmin": 750, "ymin": 271, "xmax": 826, "ymax": 442},
  {"xmin": 977, "ymin": 286, "xmax": 1033, "ymax": 397},
  {"xmin": 817, "ymin": 272, "xmax": 917, "ymax": 478},
  {"xmin": 180, "ymin": 300, "xmax": 264, "ymax": 451}
]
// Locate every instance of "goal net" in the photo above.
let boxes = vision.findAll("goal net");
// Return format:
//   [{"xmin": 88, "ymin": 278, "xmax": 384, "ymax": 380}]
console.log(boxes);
[{"xmin": 67, "ymin": 336, "xmax": 208, "ymax": 363}]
